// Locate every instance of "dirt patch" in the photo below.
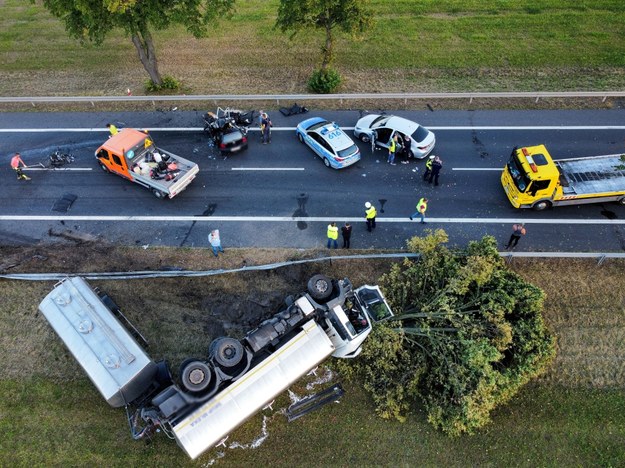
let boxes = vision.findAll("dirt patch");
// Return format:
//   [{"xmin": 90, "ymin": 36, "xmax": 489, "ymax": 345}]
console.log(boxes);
[
  {"xmin": 0, "ymin": 244, "xmax": 398, "ymax": 381},
  {"xmin": 2, "ymin": 246, "xmax": 625, "ymax": 388}
]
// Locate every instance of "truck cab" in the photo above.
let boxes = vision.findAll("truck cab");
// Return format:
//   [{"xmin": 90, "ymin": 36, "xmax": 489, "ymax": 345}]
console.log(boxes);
[
  {"xmin": 501, "ymin": 145, "xmax": 561, "ymax": 210},
  {"xmin": 502, "ymin": 144, "xmax": 625, "ymax": 210}
]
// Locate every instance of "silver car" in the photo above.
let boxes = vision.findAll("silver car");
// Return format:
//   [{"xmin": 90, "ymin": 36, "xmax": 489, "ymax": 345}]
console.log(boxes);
[{"xmin": 353, "ymin": 114, "xmax": 436, "ymax": 159}]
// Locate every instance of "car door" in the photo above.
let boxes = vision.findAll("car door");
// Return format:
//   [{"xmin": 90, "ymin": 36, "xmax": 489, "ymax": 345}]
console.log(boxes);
[
  {"xmin": 374, "ymin": 128, "xmax": 393, "ymax": 149},
  {"xmin": 309, "ymin": 133, "xmax": 330, "ymax": 159}
]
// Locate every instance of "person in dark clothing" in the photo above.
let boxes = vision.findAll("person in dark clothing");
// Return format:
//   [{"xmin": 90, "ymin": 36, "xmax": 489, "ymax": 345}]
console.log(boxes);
[
  {"xmin": 505, "ymin": 223, "xmax": 526, "ymax": 249},
  {"xmin": 401, "ymin": 134, "xmax": 412, "ymax": 164},
  {"xmin": 261, "ymin": 112, "xmax": 272, "ymax": 144},
  {"xmin": 428, "ymin": 156, "xmax": 442, "ymax": 186},
  {"xmin": 341, "ymin": 222, "xmax": 352, "ymax": 249}
]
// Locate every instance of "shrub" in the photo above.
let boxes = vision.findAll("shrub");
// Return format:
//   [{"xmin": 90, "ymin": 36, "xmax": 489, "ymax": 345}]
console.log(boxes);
[
  {"xmin": 144, "ymin": 75, "xmax": 182, "ymax": 93},
  {"xmin": 307, "ymin": 68, "xmax": 342, "ymax": 94}
]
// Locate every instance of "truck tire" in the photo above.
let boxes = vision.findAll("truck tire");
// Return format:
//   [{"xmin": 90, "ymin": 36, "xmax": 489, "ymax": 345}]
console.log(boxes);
[
  {"xmin": 618, "ymin": 197, "xmax": 625, "ymax": 206},
  {"xmin": 151, "ymin": 188, "xmax": 167, "ymax": 199},
  {"xmin": 98, "ymin": 162, "xmax": 109, "ymax": 173},
  {"xmin": 155, "ymin": 360, "xmax": 173, "ymax": 385},
  {"xmin": 307, "ymin": 274, "xmax": 333, "ymax": 302},
  {"xmin": 532, "ymin": 200, "xmax": 552, "ymax": 211},
  {"xmin": 210, "ymin": 337, "xmax": 245, "ymax": 370},
  {"xmin": 180, "ymin": 360, "xmax": 213, "ymax": 393}
]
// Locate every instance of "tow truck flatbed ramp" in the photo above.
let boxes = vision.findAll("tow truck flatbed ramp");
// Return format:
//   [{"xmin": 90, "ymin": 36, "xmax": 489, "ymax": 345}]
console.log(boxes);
[{"xmin": 557, "ymin": 154, "xmax": 625, "ymax": 195}]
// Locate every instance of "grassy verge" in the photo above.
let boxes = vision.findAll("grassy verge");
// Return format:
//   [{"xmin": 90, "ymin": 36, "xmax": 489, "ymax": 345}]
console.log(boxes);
[
  {"xmin": 1, "ymin": 1, "xmax": 624, "ymax": 98},
  {"xmin": 1, "ymin": 248, "xmax": 624, "ymax": 465},
  {"xmin": 1, "ymin": 379, "xmax": 623, "ymax": 466}
]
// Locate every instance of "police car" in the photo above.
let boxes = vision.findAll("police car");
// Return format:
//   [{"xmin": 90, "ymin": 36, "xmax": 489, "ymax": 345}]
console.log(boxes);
[{"xmin": 296, "ymin": 117, "xmax": 361, "ymax": 169}]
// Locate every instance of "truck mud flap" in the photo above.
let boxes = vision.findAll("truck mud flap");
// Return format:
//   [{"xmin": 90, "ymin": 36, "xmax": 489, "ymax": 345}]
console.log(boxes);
[{"xmin": 286, "ymin": 383, "xmax": 345, "ymax": 422}]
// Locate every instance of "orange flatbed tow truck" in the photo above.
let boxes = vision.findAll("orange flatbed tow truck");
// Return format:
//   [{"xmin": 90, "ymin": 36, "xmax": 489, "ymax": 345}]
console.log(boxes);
[{"xmin": 95, "ymin": 128, "xmax": 199, "ymax": 199}]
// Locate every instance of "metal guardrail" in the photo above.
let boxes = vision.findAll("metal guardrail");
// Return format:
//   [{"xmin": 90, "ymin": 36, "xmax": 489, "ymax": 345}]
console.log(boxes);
[
  {"xmin": 1, "ymin": 91, "xmax": 624, "ymax": 105},
  {"xmin": 1, "ymin": 252, "xmax": 623, "ymax": 281},
  {"xmin": 501, "ymin": 251, "xmax": 625, "ymax": 265}
]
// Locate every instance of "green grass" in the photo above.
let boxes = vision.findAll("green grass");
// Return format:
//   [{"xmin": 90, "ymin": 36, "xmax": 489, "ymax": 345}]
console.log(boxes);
[
  {"xmin": 1, "ymin": 248, "xmax": 625, "ymax": 466},
  {"xmin": 1, "ymin": 378, "xmax": 623, "ymax": 466},
  {"xmin": 1, "ymin": 1, "xmax": 625, "ymax": 95}
]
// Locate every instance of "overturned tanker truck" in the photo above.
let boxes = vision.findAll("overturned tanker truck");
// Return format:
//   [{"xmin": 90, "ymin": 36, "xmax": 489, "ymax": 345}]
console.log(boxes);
[{"xmin": 38, "ymin": 274, "xmax": 393, "ymax": 459}]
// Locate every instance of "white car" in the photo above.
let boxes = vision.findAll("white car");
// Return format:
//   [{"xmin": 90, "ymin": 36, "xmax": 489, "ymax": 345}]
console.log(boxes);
[{"xmin": 353, "ymin": 114, "xmax": 436, "ymax": 159}]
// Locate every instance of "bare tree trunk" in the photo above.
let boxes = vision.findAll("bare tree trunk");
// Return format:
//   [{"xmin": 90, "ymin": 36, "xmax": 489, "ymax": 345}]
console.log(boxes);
[
  {"xmin": 321, "ymin": 23, "xmax": 334, "ymax": 70},
  {"xmin": 131, "ymin": 29, "xmax": 162, "ymax": 85}
]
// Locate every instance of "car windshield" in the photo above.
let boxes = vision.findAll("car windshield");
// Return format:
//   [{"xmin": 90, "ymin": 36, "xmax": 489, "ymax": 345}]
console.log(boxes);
[
  {"xmin": 307, "ymin": 121, "xmax": 330, "ymax": 131},
  {"xmin": 371, "ymin": 116, "xmax": 389, "ymax": 128},
  {"xmin": 411, "ymin": 125, "xmax": 430, "ymax": 142},
  {"xmin": 507, "ymin": 153, "xmax": 531, "ymax": 192},
  {"xmin": 337, "ymin": 144, "xmax": 358, "ymax": 158}
]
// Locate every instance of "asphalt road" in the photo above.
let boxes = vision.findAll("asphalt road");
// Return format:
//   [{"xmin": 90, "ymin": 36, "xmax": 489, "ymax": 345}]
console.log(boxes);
[{"xmin": 2, "ymin": 109, "xmax": 625, "ymax": 251}]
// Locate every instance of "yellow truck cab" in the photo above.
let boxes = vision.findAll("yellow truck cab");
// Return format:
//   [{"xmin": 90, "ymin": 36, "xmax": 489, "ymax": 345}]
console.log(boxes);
[
  {"xmin": 501, "ymin": 144, "xmax": 625, "ymax": 210},
  {"xmin": 95, "ymin": 128, "xmax": 199, "ymax": 199}
]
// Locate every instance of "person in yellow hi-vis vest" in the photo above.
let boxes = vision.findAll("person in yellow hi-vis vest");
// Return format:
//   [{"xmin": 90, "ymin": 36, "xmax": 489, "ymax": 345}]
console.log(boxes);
[
  {"xmin": 327, "ymin": 222, "xmax": 339, "ymax": 249},
  {"xmin": 423, "ymin": 155, "xmax": 435, "ymax": 180},
  {"xmin": 365, "ymin": 201, "xmax": 377, "ymax": 232},
  {"xmin": 410, "ymin": 197, "xmax": 428, "ymax": 224},
  {"xmin": 106, "ymin": 123, "xmax": 118, "ymax": 137},
  {"xmin": 387, "ymin": 135, "xmax": 398, "ymax": 165}
]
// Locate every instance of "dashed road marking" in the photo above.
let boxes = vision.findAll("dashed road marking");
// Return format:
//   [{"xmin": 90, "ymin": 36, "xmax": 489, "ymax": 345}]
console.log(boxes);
[{"xmin": 232, "ymin": 167, "xmax": 305, "ymax": 171}]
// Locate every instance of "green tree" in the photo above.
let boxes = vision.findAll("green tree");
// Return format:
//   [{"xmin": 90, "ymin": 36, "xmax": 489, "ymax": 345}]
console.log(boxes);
[
  {"xmin": 337, "ymin": 230, "xmax": 556, "ymax": 435},
  {"xmin": 275, "ymin": 0, "xmax": 372, "ymax": 71},
  {"xmin": 38, "ymin": 0, "xmax": 234, "ymax": 87}
]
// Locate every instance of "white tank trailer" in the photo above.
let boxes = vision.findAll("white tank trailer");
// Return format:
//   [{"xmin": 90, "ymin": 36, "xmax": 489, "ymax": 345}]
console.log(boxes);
[{"xmin": 38, "ymin": 274, "xmax": 393, "ymax": 459}]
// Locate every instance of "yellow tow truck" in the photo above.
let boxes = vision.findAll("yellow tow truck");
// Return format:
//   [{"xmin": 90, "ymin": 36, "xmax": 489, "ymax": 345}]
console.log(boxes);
[{"xmin": 501, "ymin": 144, "xmax": 625, "ymax": 210}]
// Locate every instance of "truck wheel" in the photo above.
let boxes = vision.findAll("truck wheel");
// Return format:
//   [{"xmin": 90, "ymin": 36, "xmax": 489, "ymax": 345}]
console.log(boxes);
[
  {"xmin": 359, "ymin": 134, "xmax": 370, "ymax": 143},
  {"xmin": 532, "ymin": 200, "xmax": 552, "ymax": 211},
  {"xmin": 151, "ymin": 188, "xmax": 167, "ymax": 199},
  {"xmin": 180, "ymin": 360, "xmax": 213, "ymax": 393},
  {"xmin": 98, "ymin": 162, "xmax": 109, "ymax": 173},
  {"xmin": 210, "ymin": 337, "xmax": 245, "ymax": 369},
  {"xmin": 618, "ymin": 197, "xmax": 625, "ymax": 205},
  {"xmin": 307, "ymin": 274, "xmax": 333, "ymax": 302}
]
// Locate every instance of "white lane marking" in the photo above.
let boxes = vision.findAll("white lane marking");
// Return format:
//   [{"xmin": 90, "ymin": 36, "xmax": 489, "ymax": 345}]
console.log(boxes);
[
  {"xmin": 23, "ymin": 167, "xmax": 92, "ymax": 171},
  {"xmin": 1, "ymin": 215, "xmax": 624, "ymax": 225},
  {"xmin": 453, "ymin": 167, "xmax": 502, "ymax": 171},
  {"xmin": 232, "ymin": 167, "xmax": 305, "ymax": 171},
  {"xmin": 3, "ymin": 125, "xmax": 625, "ymax": 133}
]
